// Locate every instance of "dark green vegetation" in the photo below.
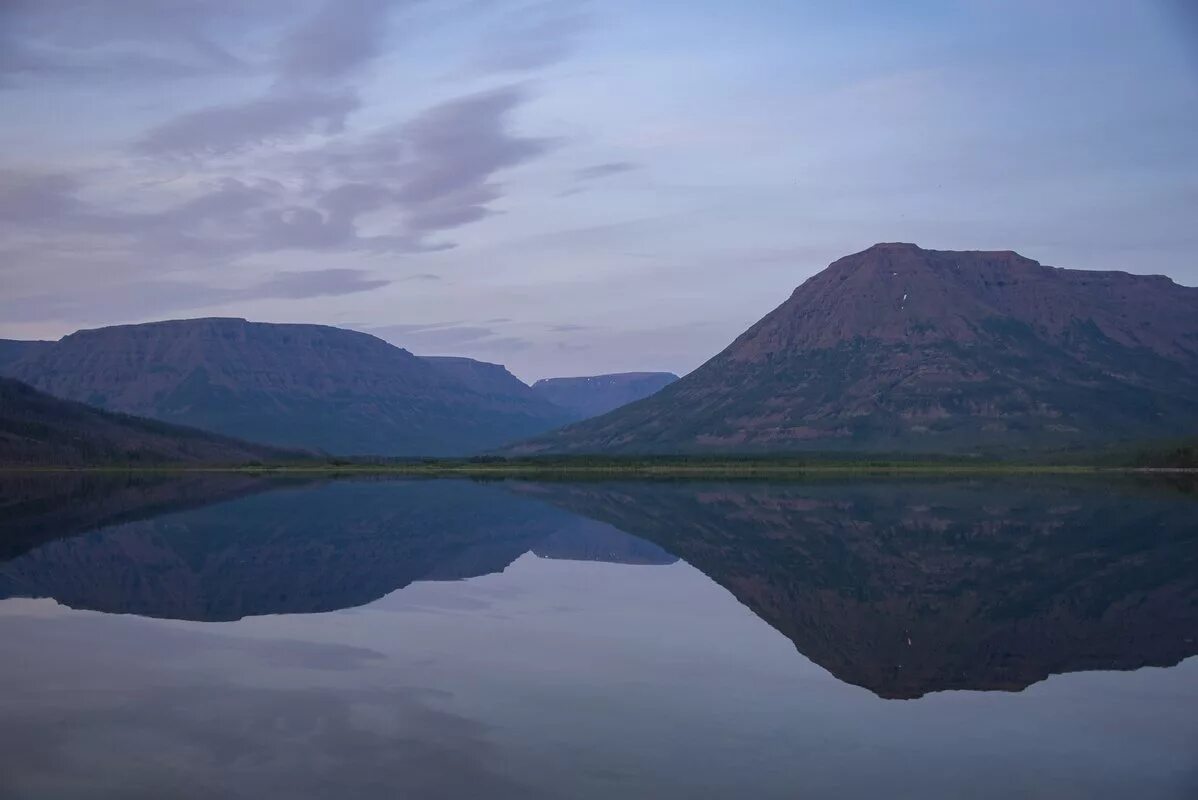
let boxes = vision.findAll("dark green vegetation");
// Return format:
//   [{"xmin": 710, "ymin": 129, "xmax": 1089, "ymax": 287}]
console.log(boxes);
[
  {"xmin": 0, "ymin": 377, "xmax": 305, "ymax": 466},
  {"xmin": 5, "ymin": 448, "xmax": 1196, "ymax": 477},
  {"xmin": 510, "ymin": 244, "xmax": 1198, "ymax": 456}
]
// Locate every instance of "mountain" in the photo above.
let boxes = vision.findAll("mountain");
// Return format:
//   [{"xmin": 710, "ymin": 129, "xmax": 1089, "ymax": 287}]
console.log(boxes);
[
  {"xmin": 422, "ymin": 358, "xmax": 676, "ymax": 424},
  {"xmin": 1, "ymin": 318, "xmax": 570, "ymax": 456},
  {"xmin": 519, "ymin": 479, "xmax": 1198, "ymax": 698},
  {"xmin": 422, "ymin": 355, "xmax": 573, "ymax": 424},
  {"xmin": 511, "ymin": 243, "xmax": 1198, "ymax": 455},
  {"xmin": 531, "ymin": 372, "xmax": 679, "ymax": 419},
  {"xmin": 0, "ymin": 377, "xmax": 304, "ymax": 465}
]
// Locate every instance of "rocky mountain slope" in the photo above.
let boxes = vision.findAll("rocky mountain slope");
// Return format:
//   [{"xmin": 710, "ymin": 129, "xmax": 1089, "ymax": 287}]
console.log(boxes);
[
  {"xmin": 531, "ymin": 372, "xmax": 678, "ymax": 419},
  {"xmin": 511, "ymin": 243, "xmax": 1198, "ymax": 454},
  {"xmin": 0, "ymin": 377, "xmax": 304, "ymax": 465},
  {"xmin": 1, "ymin": 318, "xmax": 570, "ymax": 456}
]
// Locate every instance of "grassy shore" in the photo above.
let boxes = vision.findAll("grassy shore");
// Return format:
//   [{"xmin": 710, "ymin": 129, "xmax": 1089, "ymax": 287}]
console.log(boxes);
[{"xmin": 5, "ymin": 454, "xmax": 1192, "ymax": 479}]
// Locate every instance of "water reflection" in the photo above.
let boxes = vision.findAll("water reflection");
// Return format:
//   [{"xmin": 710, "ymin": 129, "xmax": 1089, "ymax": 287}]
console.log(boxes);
[
  {"xmin": 516, "ymin": 478, "xmax": 1198, "ymax": 698},
  {"xmin": 0, "ymin": 476, "xmax": 675, "ymax": 621},
  {"xmin": 0, "ymin": 474, "xmax": 1196, "ymax": 799},
  {"xmin": 2, "ymin": 475, "xmax": 1197, "ymax": 698}
]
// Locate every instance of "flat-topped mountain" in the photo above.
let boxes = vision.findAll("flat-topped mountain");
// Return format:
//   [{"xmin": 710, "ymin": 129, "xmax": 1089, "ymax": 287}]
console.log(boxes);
[
  {"xmin": 0, "ymin": 377, "xmax": 303, "ymax": 465},
  {"xmin": 531, "ymin": 372, "xmax": 678, "ymax": 419},
  {"xmin": 1, "ymin": 318, "xmax": 569, "ymax": 456},
  {"xmin": 512, "ymin": 244, "xmax": 1198, "ymax": 454}
]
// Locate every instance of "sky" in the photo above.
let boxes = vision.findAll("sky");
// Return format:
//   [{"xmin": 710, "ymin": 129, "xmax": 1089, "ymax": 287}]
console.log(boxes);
[{"xmin": 1, "ymin": 0, "xmax": 1196, "ymax": 381}]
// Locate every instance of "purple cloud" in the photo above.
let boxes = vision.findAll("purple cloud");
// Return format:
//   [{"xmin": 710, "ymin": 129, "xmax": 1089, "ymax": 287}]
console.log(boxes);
[
  {"xmin": 0, "ymin": 268, "xmax": 391, "ymax": 323},
  {"xmin": 276, "ymin": 0, "xmax": 401, "ymax": 82},
  {"xmin": 574, "ymin": 161, "xmax": 638, "ymax": 181},
  {"xmin": 135, "ymin": 91, "xmax": 360, "ymax": 156}
]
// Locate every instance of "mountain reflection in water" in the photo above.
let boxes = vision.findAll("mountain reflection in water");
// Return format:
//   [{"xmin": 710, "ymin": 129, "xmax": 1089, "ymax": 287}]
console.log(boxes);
[{"xmin": 1, "ymin": 473, "xmax": 1195, "ymax": 700}]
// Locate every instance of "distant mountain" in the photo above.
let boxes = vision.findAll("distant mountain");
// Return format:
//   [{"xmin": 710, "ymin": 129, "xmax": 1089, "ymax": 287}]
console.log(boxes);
[
  {"xmin": 530, "ymin": 372, "xmax": 678, "ymax": 419},
  {"xmin": 0, "ymin": 377, "xmax": 303, "ymax": 465},
  {"xmin": 422, "ymin": 355, "xmax": 572, "ymax": 424},
  {"xmin": 511, "ymin": 244, "xmax": 1198, "ymax": 455},
  {"xmin": 1, "ymin": 318, "xmax": 570, "ymax": 456}
]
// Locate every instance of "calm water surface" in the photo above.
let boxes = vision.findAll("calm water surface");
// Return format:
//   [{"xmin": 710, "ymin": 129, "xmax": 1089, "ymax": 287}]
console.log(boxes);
[{"xmin": 1, "ymin": 474, "xmax": 1195, "ymax": 799}]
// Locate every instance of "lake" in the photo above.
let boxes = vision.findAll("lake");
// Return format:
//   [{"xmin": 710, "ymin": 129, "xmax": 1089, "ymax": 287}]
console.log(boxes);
[{"xmin": 1, "ymin": 474, "xmax": 1195, "ymax": 798}]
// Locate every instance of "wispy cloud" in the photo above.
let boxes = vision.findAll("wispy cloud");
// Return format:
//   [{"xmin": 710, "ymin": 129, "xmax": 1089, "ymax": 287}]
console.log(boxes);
[
  {"xmin": 574, "ymin": 161, "xmax": 637, "ymax": 181},
  {"xmin": 135, "ymin": 91, "xmax": 360, "ymax": 156},
  {"xmin": 0, "ymin": 268, "xmax": 391, "ymax": 323},
  {"xmin": 275, "ymin": 0, "xmax": 401, "ymax": 82}
]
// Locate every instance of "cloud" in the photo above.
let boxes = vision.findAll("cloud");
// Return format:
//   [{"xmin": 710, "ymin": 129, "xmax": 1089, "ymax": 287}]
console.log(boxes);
[
  {"xmin": 363, "ymin": 320, "xmax": 538, "ymax": 358},
  {"xmin": 249, "ymin": 268, "xmax": 390, "ymax": 298},
  {"xmin": 0, "ymin": 0, "xmax": 280, "ymax": 84},
  {"xmin": 574, "ymin": 161, "xmax": 638, "ymax": 181},
  {"xmin": 396, "ymin": 86, "xmax": 555, "ymax": 205},
  {"xmin": 369, "ymin": 322, "xmax": 499, "ymax": 348},
  {"xmin": 474, "ymin": 4, "xmax": 590, "ymax": 73},
  {"xmin": 285, "ymin": 84, "xmax": 558, "ymax": 249},
  {"xmin": 387, "ymin": 85, "xmax": 558, "ymax": 244},
  {"xmin": 0, "ymin": 3, "xmax": 566, "ymax": 333},
  {"xmin": 135, "ymin": 91, "xmax": 360, "ymax": 156},
  {"xmin": 1, "ymin": 83, "xmax": 560, "ymax": 266},
  {"xmin": 276, "ymin": 0, "xmax": 401, "ymax": 82},
  {"xmin": 0, "ymin": 268, "xmax": 391, "ymax": 323},
  {"xmin": 0, "ymin": 170, "xmax": 87, "ymax": 223}
]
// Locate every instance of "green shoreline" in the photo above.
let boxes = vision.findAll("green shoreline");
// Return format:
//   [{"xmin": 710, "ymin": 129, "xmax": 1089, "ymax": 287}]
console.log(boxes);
[{"xmin": 4, "ymin": 459, "xmax": 1195, "ymax": 479}]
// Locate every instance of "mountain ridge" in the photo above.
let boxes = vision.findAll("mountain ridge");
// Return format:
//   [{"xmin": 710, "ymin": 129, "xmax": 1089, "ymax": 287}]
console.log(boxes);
[{"xmin": 1, "ymin": 318, "xmax": 569, "ymax": 456}]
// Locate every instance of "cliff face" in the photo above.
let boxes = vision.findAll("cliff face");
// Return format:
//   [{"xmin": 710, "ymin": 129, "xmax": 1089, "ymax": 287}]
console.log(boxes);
[
  {"xmin": 4, "ymin": 318, "xmax": 569, "ymax": 456},
  {"xmin": 512, "ymin": 244, "xmax": 1198, "ymax": 454}
]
